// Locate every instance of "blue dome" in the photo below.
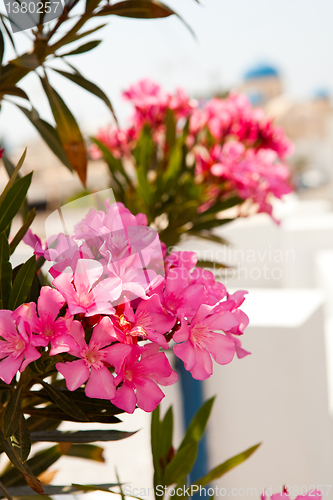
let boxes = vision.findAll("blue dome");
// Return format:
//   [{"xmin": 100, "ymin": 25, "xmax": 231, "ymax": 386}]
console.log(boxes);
[{"xmin": 244, "ymin": 64, "xmax": 279, "ymax": 81}]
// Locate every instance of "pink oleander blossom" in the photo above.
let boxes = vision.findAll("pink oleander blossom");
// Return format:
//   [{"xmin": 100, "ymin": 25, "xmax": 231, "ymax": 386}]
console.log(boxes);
[
  {"xmin": 0, "ymin": 311, "xmax": 40, "ymax": 383},
  {"xmin": 13, "ymin": 287, "xmax": 76, "ymax": 356},
  {"xmin": 112, "ymin": 294, "xmax": 176, "ymax": 349},
  {"xmin": 53, "ymin": 259, "xmax": 122, "ymax": 317},
  {"xmin": 261, "ymin": 490, "xmax": 321, "ymax": 500},
  {"xmin": 56, "ymin": 318, "xmax": 131, "ymax": 399},
  {"xmin": 173, "ymin": 303, "xmax": 240, "ymax": 380},
  {"xmin": 111, "ymin": 343, "xmax": 178, "ymax": 413}
]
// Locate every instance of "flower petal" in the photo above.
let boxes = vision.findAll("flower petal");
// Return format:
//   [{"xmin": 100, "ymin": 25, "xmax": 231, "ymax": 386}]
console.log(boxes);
[
  {"xmin": 56, "ymin": 359, "xmax": 89, "ymax": 391},
  {"xmin": 85, "ymin": 366, "xmax": 116, "ymax": 399}
]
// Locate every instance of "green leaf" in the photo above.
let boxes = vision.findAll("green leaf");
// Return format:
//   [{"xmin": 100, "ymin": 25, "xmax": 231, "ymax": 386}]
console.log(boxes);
[
  {"xmin": 0, "ymin": 231, "xmax": 12, "ymax": 309},
  {"xmin": 9, "ymin": 209, "xmax": 36, "ymax": 255},
  {"xmin": 0, "ymin": 148, "xmax": 27, "ymax": 206},
  {"xmin": 59, "ymin": 40, "xmax": 102, "ymax": 56},
  {"xmin": 53, "ymin": 68, "xmax": 115, "ymax": 118},
  {"xmin": 24, "ymin": 405, "xmax": 122, "ymax": 424},
  {"xmin": 160, "ymin": 406, "xmax": 173, "ymax": 466},
  {"xmin": 0, "ymin": 173, "xmax": 32, "ymax": 234},
  {"xmin": 8, "ymin": 256, "xmax": 36, "ymax": 310},
  {"xmin": 0, "ymin": 28, "xmax": 4, "ymax": 64},
  {"xmin": 65, "ymin": 444, "xmax": 105, "ymax": 462},
  {"xmin": 191, "ymin": 444, "xmax": 261, "ymax": 488},
  {"xmin": 33, "ymin": 386, "xmax": 125, "ymax": 415},
  {"xmin": 30, "ymin": 429, "xmax": 137, "ymax": 443},
  {"xmin": 96, "ymin": 0, "xmax": 174, "ymax": 18},
  {"xmin": 4, "ymin": 386, "xmax": 24, "ymax": 438},
  {"xmin": 202, "ymin": 196, "xmax": 243, "ymax": 216},
  {"xmin": 133, "ymin": 126, "xmax": 154, "ymax": 172},
  {"xmin": 9, "ymin": 53, "xmax": 39, "ymax": 70},
  {"xmin": 40, "ymin": 381, "xmax": 89, "ymax": 422},
  {"xmin": 151, "ymin": 406, "xmax": 162, "ymax": 488},
  {"xmin": 0, "ymin": 483, "xmax": 120, "ymax": 497},
  {"xmin": 12, "ymin": 415, "xmax": 31, "ymax": 463},
  {"xmin": 94, "ymin": 0, "xmax": 196, "ymax": 38},
  {"xmin": 16, "ymin": 105, "xmax": 73, "ymax": 171},
  {"xmin": 0, "ymin": 431, "xmax": 44, "ymax": 494},
  {"xmin": 196, "ymin": 259, "xmax": 228, "ymax": 270},
  {"xmin": 179, "ymin": 397, "xmax": 215, "ymax": 452},
  {"xmin": 40, "ymin": 75, "xmax": 87, "ymax": 185},
  {"xmin": 165, "ymin": 108, "xmax": 176, "ymax": 149},
  {"xmin": 0, "ymin": 445, "xmax": 61, "ymax": 488},
  {"xmin": 163, "ymin": 441, "xmax": 198, "ymax": 486},
  {"xmin": 90, "ymin": 137, "xmax": 130, "ymax": 184},
  {"xmin": 0, "ymin": 86, "xmax": 28, "ymax": 100}
]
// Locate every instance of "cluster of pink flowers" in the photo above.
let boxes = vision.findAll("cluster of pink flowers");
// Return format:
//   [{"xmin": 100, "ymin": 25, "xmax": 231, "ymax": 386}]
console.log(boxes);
[
  {"xmin": 0, "ymin": 201, "xmax": 250, "ymax": 414},
  {"xmin": 91, "ymin": 79, "xmax": 293, "ymax": 218}
]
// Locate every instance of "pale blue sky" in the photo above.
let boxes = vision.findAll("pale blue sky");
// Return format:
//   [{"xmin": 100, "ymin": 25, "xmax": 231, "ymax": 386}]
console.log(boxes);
[{"xmin": 1, "ymin": 0, "xmax": 333, "ymax": 147}]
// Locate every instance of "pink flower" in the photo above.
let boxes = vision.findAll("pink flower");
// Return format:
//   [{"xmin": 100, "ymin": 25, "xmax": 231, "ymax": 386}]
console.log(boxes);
[
  {"xmin": 13, "ymin": 287, "xmax": 76, "ymax": 356},
  {"xmin": 261, "ymin": 490, "xmax": 321, "ymax": 500},
  {"xmin": 111, "ymin": 343, "xmax": 178, "ymax": 413},
  {"xmin": 56, "ymin": 318, "xmax": 131, "ymax": 399},
  {"xmin": 0, "ymin": 311, "xmax": 40, "ymax": 383},
  {"xmin": 173, "ymin": 303, "xmax": 240, "ymax": 380},
  {"xmin": 23, "ymin": 229, "xmax": 47, "ymax": 259},
  {"xmin": 53, "ymin": 259, "xmax": 122, "ymax": 317},
  {"xmin": 112, "ymin": 294, "xmax": 176, "ymax": 349}
]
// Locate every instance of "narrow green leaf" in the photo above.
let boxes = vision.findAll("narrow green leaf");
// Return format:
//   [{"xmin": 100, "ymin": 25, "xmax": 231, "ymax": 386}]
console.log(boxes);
[
  {"xmin": 65, "ymin": 444, "xmax": 105, "ymax": 462},
  {"xmin": 72, "ymin": 483, "xmax": 123, "ymax": 494},
  {"xmin": 96, "ymin": 0, "xmax": 174, "ymax": 18},
  {"xmin": 40, "ymin": 381, "xmax": 89, "ymax": 422},
  {"xmin": 0, "ymin": 445, "xmax": 61, "ymax": 488},
  {"xmin": 4, "ymin": 386, "xmax": 24, "ymax": 438},
  {"xmin": 0, "ymin": 148, "xmax": 27, "ymax": 206},
  {"xmin": 0, "ymin": 173, "xmax": 32, "ymax": 235},
  {"xmin": 0, "ymin": 431, "xmax": 44, "ymax": 494},
  {"xmin": 151, "ymin": 406, "xmax": 162, "ymax": 490},
  {"xmin": 59, "ymin": 40, "xmax": 102, "ymax": 57},
  {"xmin": 191, "ymin": 444, "xmax": 261, "ymax": 488},
  {"xmin": 0, "ymin": 483, "xmax": 119, "ymax": 497},
  {"xmin": 94, "ymin": 0, "xmax": 196, "ymax": 38},
  {"xmin": 12, "ymin": 415, "xmax": 31, "ymax": 463},
  {"xmin": 179, "ymin": 397, "xmax": 215, "ymax": 452},
  {"xmin": 1, "ymin": 17, "xmax": 16, "ymax": 53},
  {"xmin": 202, "ymin": 196, "xmax": 243, "ymax": 216},
  {"xmin": 30, "ymin": 429, "xmax": 137, "ymax": 443},
  {"xmin": 8, "ymin": 256, "xmax": 36, "ymax": 310},
  {"xmin": 160, "ymin": 406, "xmax": 173, "ymax": 465},
  {"xmin": 16, "ymin": 104, "xmax": 73, "ymax": 171},
  {"xmin": 40, "ymin": 75, "xmax": 87, "ymax": 185},
  {"xmin": 165, "ymin": 108, "xmax": 176, "ymax": 149},
  {"xmin": 0, "ymin": 29, "xmax": 4, "ymax": 64},
  {"xmin": 24, "ymin": 406, "xmax": 121, "ymax": 424},
  {"xmin": 9, "ymin": 54, "xmax": 39, "ymax": 71},
  {"xmin": 32, "ymin": 386, "xmax": 124, "ymax": 415},
  {"xmin": 90, "ymin": 137, "xmax": 130, "ymax": 184},
  {"xmin": 0, "ymin": 232, "xmax": 12, "ymax": 309},
  {"xmin": 0, "ymin": 86, "xmax": 28, "ymax": 100},
  {"xmin": 163, "ymin": 442, "xmax": 198, "ymax": 486},
  {"xmin": 196, "ymin": 259, "xmax": 228, "ymax": 270},
  {"xmin": 53, "ymin": 68, "xmax": 115, "ymax": 118},
  {"xmin": 9, "ymin": 209, "xmax": 36, "ymax": 255}
]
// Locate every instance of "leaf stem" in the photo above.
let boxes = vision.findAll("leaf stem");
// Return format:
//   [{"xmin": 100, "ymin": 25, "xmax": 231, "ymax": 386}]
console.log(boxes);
[{"xmin": 0, "ymin": 480, "xmax": 14, "ymax": 500}]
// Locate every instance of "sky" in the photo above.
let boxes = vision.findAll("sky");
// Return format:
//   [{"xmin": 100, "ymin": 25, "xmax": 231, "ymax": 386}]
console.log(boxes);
[{"xmin": 1, "ymin": 0, "xmax": 333, "ymax": 148}]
